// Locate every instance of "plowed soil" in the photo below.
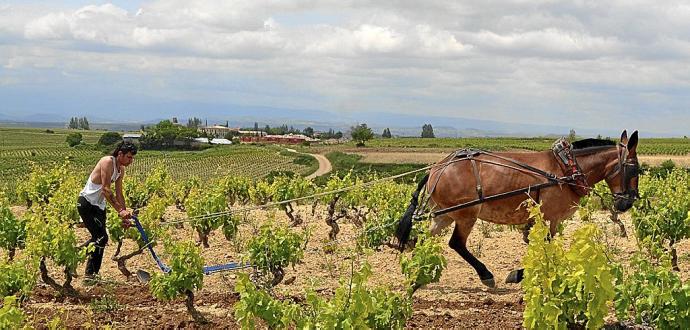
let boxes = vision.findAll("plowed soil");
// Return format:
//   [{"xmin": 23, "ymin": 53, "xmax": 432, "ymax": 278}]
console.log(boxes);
[{"xmin": 8, "ymin": 204, "xmax": 690, "ymax": 329}]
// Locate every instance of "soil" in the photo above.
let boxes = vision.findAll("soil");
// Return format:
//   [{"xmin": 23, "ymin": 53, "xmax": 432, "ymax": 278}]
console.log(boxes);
[{"xmin": 7, "ymin": 202, "xmax": 690, "ymax": 329}]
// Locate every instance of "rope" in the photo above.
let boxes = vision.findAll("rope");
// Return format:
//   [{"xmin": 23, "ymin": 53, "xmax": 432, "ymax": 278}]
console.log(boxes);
[{"xmin": 161, "ymin": 157, "xmax": 471, "ymax": 227}]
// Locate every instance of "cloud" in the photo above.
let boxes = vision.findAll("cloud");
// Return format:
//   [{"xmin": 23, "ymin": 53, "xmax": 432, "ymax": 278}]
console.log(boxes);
[{"xmin": 1, "ymin": 0, "xmax": 690, "ymax": 134}]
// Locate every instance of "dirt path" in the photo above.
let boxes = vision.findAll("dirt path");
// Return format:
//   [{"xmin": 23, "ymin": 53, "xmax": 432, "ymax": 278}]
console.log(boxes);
[{"xmin": 306, "ymin": 153, "xmax": 332, "ymax": 179}]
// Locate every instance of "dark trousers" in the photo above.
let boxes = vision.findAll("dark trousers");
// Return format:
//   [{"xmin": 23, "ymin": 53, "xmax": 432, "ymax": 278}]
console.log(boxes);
[{"xmin": 77, "ymin": 196, "xmax": 108, "ymax": 275}]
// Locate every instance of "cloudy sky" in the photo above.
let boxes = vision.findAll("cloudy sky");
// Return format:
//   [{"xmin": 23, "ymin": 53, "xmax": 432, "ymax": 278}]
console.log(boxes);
[{"xmin": 1, "ymin": 1, "xmax": 689, "ymax": 135}]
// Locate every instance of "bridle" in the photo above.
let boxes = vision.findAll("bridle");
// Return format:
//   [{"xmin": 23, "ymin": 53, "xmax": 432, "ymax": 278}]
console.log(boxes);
[{"xmin": 605, "ymin": 142, "xmax": 639, "ymax": 201}]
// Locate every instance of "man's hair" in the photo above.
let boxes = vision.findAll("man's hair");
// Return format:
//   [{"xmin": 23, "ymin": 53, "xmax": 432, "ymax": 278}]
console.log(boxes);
[{"xmin": 112, "ymin": 141, "xmax": 138, "ymax": 157}]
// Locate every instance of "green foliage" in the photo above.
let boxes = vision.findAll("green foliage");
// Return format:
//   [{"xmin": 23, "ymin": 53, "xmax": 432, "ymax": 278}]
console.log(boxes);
[
  {"xmin": 185, "ymin": 187, "xmax": 230, "ymax": 246},
  {"xmin": 245, "ymin": 220, "xmax": 306, "ymax": 279},
  {"xmin": 522, "ymin": 203, "xmax": 615, "ymax": 330},
  {"xmin": 68, "ymin": 116, "xmax": 89, "ymax": 130},
  {"xmin": 381, "ymin": 128, "xmax": 392, "ymax": 138},
  {"xmin": 400, "ymin": 235, "xmax": 447, "ymax": 294},
  {"xmin": 421, "ymin": 124, "xmax": 435, "ymax": 138},
  {"xmin": 170, "ymin": 177, "xmax": 200, "ymax": 209},
  {"xmin": 0, "ymin": 295, "xmax": 26, "ymax": 330},
  {"xmin": 234, "ymin": 273, "xmax": 302, "ymax": 329},
  {"xmin": 357, "ymin": 180, "xmax": 414, "ymax": 249},
  {"xmin": 25, "ymin": 205, "xmax": 89, "ymax": 277},
  {"xmin": 139, "ymin": 120, "xmax": 200, "ymax": 150},
  {"xmin": 125, "ymin": 163, "xmax": 171, "ymax": 209},
  {"xmin": 615, "ymin": 245, "xmax": 690, "ymax": 328},
  {"xmin": 0, "ymin": 206, "xmax": 26, "ymax": 254},
  {"xmin": 234, "ymin": 261, "xmax": 413, "ymax": 330},
  {"xmin": 350, "ymin": 123, "xmax": 374, "ymax": 146},
  {"xmin": 271, "ymin": 175, "xmax": 314, "ymax": 210},
  {"xmin": 305, "ymin": 262, "xmax": 411, "ymax": 329},
  {"xmin": 149, "ymin": 239, "xmax": 204, "ymax": 301},
  {"xmin": 217, "ymin": 175, "xmax": 251, "ymax": 205},
  {"xmin": 249, "ymin": 180, "xmax": 273, "ymax": 205},
  {"xmin": 632, "ymin": 169, "xmax": 690, "ymax": 253},
  {"xmin": 65, "ymin": 132, "xmax": 82, "ymax": 147},
  {"xmin": 16, "ymin": 163, "xmax": 72, "ymax": 207},
  {"xmin": 0, "ymin": 257, "xmax": 37, "ymax": 297},
  {"xmin": 97, "ymin": 132, "xmax": 122, "ymax": 146}
]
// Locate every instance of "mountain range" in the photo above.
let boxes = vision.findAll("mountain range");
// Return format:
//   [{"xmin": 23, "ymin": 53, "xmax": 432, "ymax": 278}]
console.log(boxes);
[{"xmin": 0, "ymin": 104, "xmax": 676, "ymax": 138}]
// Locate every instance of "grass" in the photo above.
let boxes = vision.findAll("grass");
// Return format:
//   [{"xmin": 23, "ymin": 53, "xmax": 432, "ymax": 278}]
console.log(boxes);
[{"xmin": 316, "ymin": 151, "xmax": 427, "ymax": 185}]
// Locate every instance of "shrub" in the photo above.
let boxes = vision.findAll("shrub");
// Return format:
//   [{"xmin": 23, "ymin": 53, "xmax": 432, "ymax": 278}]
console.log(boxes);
[
  {"xmin": 65, "ymin": 132, "xmax": 82, "ymax": 147},
  {"xmin": 98, "ymin": 132, "xmax": 122, "ymax": 146}
]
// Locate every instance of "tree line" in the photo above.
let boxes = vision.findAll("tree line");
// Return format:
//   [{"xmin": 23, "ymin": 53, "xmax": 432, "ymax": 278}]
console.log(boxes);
[{"xmin": 67, "ymin": 117, "xmax": 90, "ymax": 130}]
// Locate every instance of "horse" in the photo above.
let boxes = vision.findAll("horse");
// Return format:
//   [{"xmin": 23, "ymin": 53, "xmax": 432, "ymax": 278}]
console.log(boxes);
[{"xmin": 396, "ymin": 130, "xmax": 640, "ymax": 288}]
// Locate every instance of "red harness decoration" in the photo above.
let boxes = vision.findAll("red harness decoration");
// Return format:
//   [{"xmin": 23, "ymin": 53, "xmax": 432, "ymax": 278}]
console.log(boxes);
[{"xmin": 552, "ymin": 138, "xmax": 591, "ymax": 196}]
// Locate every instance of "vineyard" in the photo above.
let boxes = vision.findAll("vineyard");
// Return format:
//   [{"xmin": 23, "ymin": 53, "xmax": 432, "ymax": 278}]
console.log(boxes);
[
  {"xmin": 359, "ymin": 136, "xmax": 690, "ymax": 155},
  {"xmin": 0, "ymin": 128, "xmax": 312, "ymax": 202},
  {"xmin": 2, "ymin": 126, "xmax": 690, "ymax": 328},
  {"xmin": 1, "ymin": 156, "xmax": 690, "ymax": 328}
]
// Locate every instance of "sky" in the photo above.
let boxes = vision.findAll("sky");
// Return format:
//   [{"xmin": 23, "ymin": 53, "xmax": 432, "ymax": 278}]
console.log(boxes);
[{"xmin": 1, "ymin": 1, "xmax": 689, "ymax": 135}]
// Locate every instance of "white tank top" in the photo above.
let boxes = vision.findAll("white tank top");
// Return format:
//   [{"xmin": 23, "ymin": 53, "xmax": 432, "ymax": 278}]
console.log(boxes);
[{"xmin": 79, "ymin": 156, "xmax": 120, "ymax": 210}]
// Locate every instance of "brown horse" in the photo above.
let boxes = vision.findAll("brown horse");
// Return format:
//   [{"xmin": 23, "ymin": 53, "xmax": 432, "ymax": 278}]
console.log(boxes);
[{"xmin": 396, "ymin": 130, "xmax": 640, "ymax": 287}]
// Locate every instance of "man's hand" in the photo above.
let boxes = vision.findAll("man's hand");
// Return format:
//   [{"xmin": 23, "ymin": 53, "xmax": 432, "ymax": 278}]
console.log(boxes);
[
  {"xmin": 121, "ymin": 218, "xmax": 132, "ymax": 230},
  {"xmin": 118, "ymin": 208, "xmax": 132, "ymax": 220}
]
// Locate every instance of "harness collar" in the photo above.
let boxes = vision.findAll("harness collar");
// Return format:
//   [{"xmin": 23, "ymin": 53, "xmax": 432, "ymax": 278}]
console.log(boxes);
[{"xmin": 552, "ymin": 138, "xmax": 591, "ymax": 196}]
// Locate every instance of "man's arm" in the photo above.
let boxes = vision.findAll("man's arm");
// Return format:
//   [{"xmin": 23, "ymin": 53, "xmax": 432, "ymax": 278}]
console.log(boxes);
[
  {"xmin": 100, "ymin": 159, "xmax": 124, "ymax": 213},
  {"xmin": 115, "ymin": 167, "xmax": 126, "ymax": 210}
]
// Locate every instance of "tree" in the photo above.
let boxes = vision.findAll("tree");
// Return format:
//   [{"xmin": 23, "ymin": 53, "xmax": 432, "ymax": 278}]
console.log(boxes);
[
  {"xmin": 421, "ymin": 124, "xmax": 435, "ymax": 138},
  {"xmin": 187, "ymin": 117, "xmax": 202, "ymax": 128},
  {"xmin": 224, "ymin": 131, "xmax": 238, "ymax": 140},
  {"xmin": 139, "ymin": 120, "xmax": 200, "ymax": 150},
  {"xmin": 75, "ymin": 117, "xmax": 90, "ymax": 130},
  {"xmin": 351, "ymin": 123, "xmax": 374, "ymax": 147},
  {"xmin": 303, "ymin": 127, "xmax": 314, "ymax": 137},
  {"xmin": 264, "ymin": 125, "xmax": 271, "ymax": 133},
  {"xmin": 65, "ymin": 132, "xmax": 82, "ymax": 147},
  {"xmin": 67, "ymin": 117, "xmax": 88, "ymax": 129},
  {"xmin": 568, "ymin": 129, "xmax": 577, "ymax": 142},
  {"xmin": 382, "ymin": 128, "xmax": 392, "ymax": 138},
  {"xmin": 98, "ymin": 132, "xmax": 123, "ymax": 146}
]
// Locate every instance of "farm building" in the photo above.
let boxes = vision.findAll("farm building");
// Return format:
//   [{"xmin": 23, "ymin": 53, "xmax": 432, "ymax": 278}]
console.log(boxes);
[
  {"xmin": 192, "ymin": 137, "xmax": 233, "ymax": 145},
  {"xmin": 199, "ymin": 125, "xmax": 238, "ymax": 137},
  {"xmin": 123, "ymin": 133, "xmax": 142, "ymax": 142},
  {"xmin": 241, "ymin": 133, "xmax": 320, "ymax": 145}
]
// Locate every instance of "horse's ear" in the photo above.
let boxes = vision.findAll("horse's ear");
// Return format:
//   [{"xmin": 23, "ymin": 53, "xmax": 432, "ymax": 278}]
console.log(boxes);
[
  {"xmin": 620, "ymin": 130, "xmax": 628, "ymax": 144},
  {"xmin": 628, "ymin": 130, "xmax": 638, "ymax": 156}
]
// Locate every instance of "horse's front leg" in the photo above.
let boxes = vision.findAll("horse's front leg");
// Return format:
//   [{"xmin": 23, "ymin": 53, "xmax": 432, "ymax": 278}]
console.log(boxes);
[{"xmin": 449, "ymin": 219, "xmax": 495, "ymax": 288}]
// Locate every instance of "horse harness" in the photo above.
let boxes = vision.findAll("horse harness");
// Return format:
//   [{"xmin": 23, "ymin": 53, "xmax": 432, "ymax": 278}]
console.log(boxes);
[
  {"xmin": 606, "ymin": 141, "xmax": 640, "ymax": 201},
  {"xmin": 427, "ymin": 139, "xmax": 594, "ymax": 218}
]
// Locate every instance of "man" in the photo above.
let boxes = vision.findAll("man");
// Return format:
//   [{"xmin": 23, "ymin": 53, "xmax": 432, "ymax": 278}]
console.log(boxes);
[{"xmin": 77, "ymin": 141, "xmax": 136, "ymax": 281}]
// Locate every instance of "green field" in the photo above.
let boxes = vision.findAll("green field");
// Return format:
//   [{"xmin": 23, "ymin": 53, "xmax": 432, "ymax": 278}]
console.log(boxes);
[
  {"xmin": 357, "ymin": 137, "xmax": 690, "ymax": 155},
  {"xmin": 0, "ymin": 127, "xmax": 313, "ymax": 199},
  {"xmin": 3, "ymin": 127, "xmax": 689, "ymax": 197}
]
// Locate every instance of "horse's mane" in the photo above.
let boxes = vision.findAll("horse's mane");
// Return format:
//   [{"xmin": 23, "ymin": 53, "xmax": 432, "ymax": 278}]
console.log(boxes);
[{"xmin": 571, "ymin": 138, "xmax": 616, "ymax": 150}]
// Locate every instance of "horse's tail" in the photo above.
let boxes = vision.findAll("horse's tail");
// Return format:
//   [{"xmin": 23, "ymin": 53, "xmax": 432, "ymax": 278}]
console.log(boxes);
[{"xmin": 395, "ymin": 173, "xmax": 429, "ymax": 250}]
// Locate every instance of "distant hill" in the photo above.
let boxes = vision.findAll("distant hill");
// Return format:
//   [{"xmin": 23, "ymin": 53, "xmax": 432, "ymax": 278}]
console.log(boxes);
[{"xmin": 0, "ymin": 105, "xmax": 679, "ymax": 137}]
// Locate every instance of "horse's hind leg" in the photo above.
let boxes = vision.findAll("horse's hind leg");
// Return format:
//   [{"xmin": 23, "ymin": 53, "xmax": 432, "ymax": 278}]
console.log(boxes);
[
  {"xmin": 506, "ymin": 220, "xmax": 559, "ymax": 284},
  {"xmin": 448, "ymin": 218, "xmax": 495, "ymax": 288}
]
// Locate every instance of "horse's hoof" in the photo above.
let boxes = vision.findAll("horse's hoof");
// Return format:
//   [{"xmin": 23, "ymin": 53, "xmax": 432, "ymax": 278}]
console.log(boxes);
[
  {"xmin": 481, "ymin": 277, "xmax": 496, "ymax": 288},
  {"xmin": 505, "ymin": 270, "xmax": 522, "ymax": 284}
]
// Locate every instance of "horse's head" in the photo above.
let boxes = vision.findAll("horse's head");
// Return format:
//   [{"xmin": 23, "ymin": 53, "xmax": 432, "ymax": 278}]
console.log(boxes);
[{"xmin": 604, "ymin": 130, "xmax": 639, "ymax": 212}]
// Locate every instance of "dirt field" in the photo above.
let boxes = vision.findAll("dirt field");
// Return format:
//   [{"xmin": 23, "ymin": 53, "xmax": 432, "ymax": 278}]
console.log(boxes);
[
  {"xmin": 8, "ymin": 204, "xmax": 690, "ymax": 329},
  {"xmin": 352, "ymin": 151, "xmax": 690, "ymax": 167}
]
